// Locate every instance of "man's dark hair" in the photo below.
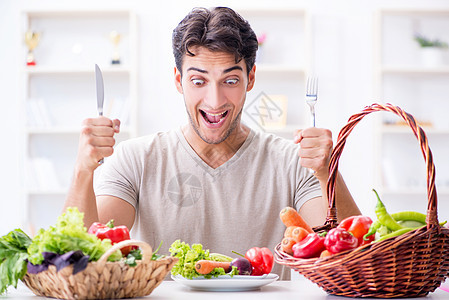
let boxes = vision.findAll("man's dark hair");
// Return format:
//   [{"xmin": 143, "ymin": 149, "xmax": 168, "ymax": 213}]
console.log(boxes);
[{"xmin": 172, "ymin": 7, "xmax": 258, "ymax": 75}]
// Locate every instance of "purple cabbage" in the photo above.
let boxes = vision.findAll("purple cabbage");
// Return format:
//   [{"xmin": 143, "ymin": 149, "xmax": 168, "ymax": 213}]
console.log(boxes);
[{"xmin": 27, "ymin": 250, "xmax": 89, "ymax": 275}]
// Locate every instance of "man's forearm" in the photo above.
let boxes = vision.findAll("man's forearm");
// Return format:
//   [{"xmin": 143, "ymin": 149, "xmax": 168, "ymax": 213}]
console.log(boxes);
[
  {"xmin": 334, "ymin": 172, "xmax": 361, "ymax": 220},
  {"xmin": 317, "ymin": 171, "xmax": 361, "ymax": 222},
  {"xmin": 64, "ymin": 168, "xmax": 99, "ymax": 227}
]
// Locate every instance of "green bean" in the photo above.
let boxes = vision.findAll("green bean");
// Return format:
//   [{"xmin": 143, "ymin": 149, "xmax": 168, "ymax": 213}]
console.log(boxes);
[
  {"xmin": 391, "ymin": 212, "xmax": 446, "ymax": 227},
  {"xmin": 363, "ymin": 212, "xmax": 425, "ymax": 241},
  {"xmin": 373, "ymin": 189, "xmax": 404, "ymax": 231},
  {"xmin": 375, "ymin": 227, "xmax": 420, "ymax": 243},
  {"xmin": 390, "ymin": 211, "xmax": 426, "ymax": 224},
  {"xmin": 398, "ymin": 220, "xmax": 424, "ymax": 228}
]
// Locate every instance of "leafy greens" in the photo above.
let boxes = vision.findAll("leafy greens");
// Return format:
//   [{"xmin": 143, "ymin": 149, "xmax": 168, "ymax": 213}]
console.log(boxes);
[
  {"xmin": 0, "ymin": 229, "xmax": 32, "ymax": 294},
  {"xmin": 169, "ymin": 239, "xmax": 237, "ymax": 279},
  {"xmin": 27, "ymin": 207, "xmax": 122, "ymax": 265}
]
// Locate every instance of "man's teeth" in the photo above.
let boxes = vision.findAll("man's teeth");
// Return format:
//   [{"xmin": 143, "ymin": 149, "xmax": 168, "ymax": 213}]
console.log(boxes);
[
  {"xmin": 205, "ymin": 111, "xmax": 225, "ymax": 116},
  {"xmin": 202, "ymin": 110, "xmax": 228, "ymax": 123}
]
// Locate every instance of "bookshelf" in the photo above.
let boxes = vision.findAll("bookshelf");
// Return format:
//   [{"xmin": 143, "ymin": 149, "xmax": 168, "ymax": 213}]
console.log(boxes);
[
  {"xmin": 21, "ymin": 9, "xmax": 138, "ymax": 233},
  {"xmin": 238, "ymin": 8, "xmax": 312, "ymax": 139},
  {"xmin": 373, "ymin": 9, "xmax": 449, "ymax": 221}
]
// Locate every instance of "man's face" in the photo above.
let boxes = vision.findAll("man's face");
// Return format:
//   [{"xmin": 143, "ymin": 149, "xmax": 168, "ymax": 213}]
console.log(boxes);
[{"xmin": 175, "ymin": 47, "xmax": 255, "ymax": 144}]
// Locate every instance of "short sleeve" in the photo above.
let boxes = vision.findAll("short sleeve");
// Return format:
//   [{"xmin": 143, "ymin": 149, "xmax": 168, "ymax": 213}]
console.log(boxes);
[
  {"xmin": 294, "ymin": 167, "xmax": 322, "ymax": 210},
  {"xmin": 94, "ymin": 141, "xmax": 139, "ymax": 209}
]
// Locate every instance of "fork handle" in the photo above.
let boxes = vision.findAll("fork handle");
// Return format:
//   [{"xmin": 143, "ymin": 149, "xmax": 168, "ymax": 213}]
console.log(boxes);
[{"xmin": 311, "ymin": 110, "xmax": 316, "ymax": 127}]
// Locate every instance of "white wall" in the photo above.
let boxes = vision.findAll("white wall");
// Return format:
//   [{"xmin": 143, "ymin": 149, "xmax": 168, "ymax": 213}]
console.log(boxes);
[{"xmin": 1, "ymin": 0, "xmax": 449, "ymax": 235}]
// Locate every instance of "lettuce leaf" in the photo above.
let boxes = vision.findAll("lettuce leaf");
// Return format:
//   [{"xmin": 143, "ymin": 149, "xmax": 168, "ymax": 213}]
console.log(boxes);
[
  {"xmin": 0, "ymin": 229, "xmax": 32, "ymax": 294},
  {"xmin": 169, "ymin": 240, "xmax": 238, "ymax": 279},
  {"xmin": 27, "ymin": 207, "xmax": 121, "ymax": 265},
  {"xmin": 169, "ymin": 240, "xmax": 210, "ymax": 279}
]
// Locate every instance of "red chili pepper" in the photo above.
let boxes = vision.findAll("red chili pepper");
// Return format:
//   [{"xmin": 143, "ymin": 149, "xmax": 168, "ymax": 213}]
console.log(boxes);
[
  {"xmin": 324, "ymin": 228, "xmax": 358, "ymax": 254},
  {"xmin": 244, "ymin": 247, "xmax": 274, "ymax": 275},
  {"xmin": 88, "ymin": 220, "xmax": 133, "ymax": 256},
  {"xmin": 337, "ymin": 215, "xmax": 374, "ymax": 246},
  {"xmin": 292, "ymin": 232, "xmax": 326, "ymax": 258}
]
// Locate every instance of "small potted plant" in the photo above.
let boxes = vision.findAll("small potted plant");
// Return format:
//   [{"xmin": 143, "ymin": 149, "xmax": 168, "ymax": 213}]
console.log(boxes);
[{"xmin": 413, "ymin": 33, "xmax": 448, "ymax": 66}]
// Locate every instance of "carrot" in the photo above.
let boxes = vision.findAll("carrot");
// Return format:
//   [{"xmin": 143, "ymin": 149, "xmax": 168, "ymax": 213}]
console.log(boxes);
[
  {"xmin": 279, "ymin": 207, "xmax": 313, "ymax": 233},
  {"xmin": 290, "ymin": 226, "xmax": 309, "ymax": 242},
  {"xmin": 284, "ymin": 226, "xmax": 299, "ymax": 238},
  {"xmin": 281, "ymin": 237, "xmax": 296, "ymax": 255},
  {"xmin": 195, "ymin": 260, "xmax": 232, "ymax": 275}
]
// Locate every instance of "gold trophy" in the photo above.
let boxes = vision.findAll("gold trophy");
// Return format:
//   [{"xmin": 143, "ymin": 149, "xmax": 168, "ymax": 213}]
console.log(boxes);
[
  {"xmin": 25, "ymin": 31, "xmax": 40, "ymax": 66},
  {"xmin": 109, "ymin": 30, "xmax": 122, "ymax": 65}
]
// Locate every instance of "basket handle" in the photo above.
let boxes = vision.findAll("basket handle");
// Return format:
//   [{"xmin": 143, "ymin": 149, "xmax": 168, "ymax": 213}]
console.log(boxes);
[
  {"xmin": 97, "ymin": 239, "xmax": 153, "ymax": 264},
  {"xmin": 324, "ymin": 103, "xmax": 439, "ymax": 231}
]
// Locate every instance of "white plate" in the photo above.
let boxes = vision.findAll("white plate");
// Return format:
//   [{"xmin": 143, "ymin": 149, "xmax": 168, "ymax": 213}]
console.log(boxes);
[{"xmin": 171, "ymin": 273, "xmax": 279, "ymax": 292}]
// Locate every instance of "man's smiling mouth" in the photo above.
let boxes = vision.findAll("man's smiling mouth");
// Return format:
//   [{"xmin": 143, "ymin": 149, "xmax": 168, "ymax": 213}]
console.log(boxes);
[{"xmin": 200, "ymin": 110, "xmax": 229, "ymax": 124}]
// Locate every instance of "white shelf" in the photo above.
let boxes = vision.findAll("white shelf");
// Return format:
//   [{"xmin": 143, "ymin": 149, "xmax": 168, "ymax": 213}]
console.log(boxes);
[
  {"xmin": 27, "ymin": 189, "xmax": 68, "ymax": 196},
  {"xmin": 378, "ymin": 9, "xmax": 449, "ymax": 17},
  {"xmin": 256, "ymin": 64, "xmax": 305, "ymax": 74},
  {"xmin": 264, "ymin": 124, "xmax": 302, "ymax": 134},
  {"xmin": 25, "ymin": 127, "xmax": 134, "ymax": 135},
  {"xmin": 24, "ymin": 65, "xmax": 132, "ymax": 75},
  {"xmin": 23, "ymin": 9, "xmax": 132, "ymax": 18},
  {"xmin": 381, "ymin": 65, "xmax": 449, "ymax": 75},
  {"xmin": 381, "ymin": 124, "xmax": 449, "ymax": 135},
  {"xmin": 238, "ymin": 8, "xmax": 305, "ymax": 17},
  {"xmin": 382, "ymin": 187, "xmax": 449, "ymax": 196}
]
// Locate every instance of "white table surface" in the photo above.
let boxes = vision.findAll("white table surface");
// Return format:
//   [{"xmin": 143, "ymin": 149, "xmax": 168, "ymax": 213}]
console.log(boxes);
[{"xmin": 2, "ymin": 278, "xmax": 448, "ymax": 300}]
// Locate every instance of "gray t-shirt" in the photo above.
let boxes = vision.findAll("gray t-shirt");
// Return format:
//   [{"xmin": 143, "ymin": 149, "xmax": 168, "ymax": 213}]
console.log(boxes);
[{"xmin": 95, "ymin": 128, "xmax": 321, "ymax": 279}]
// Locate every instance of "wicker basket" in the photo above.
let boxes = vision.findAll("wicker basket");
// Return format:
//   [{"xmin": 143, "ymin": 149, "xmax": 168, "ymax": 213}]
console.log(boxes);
[
  {"xmin": 275, "ymin": 103, "xmax": 449, "ymax": 298},
  {"xmin": 22, "ymin": 239, "xmax": 178, "ymax": 299}
]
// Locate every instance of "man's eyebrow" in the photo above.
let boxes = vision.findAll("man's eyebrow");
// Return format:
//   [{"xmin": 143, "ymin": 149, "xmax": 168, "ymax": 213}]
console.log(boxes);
[
  {"xmin": 223, "ymin": 66, "xmax": 243, "ymax": 73},
  {"xmin": 187, "ymin": 67, "xmax": 207, "ymax": 73},
  {"xmin": 186, "ymin": 66, "xmax": 243, "ymax": 74}
]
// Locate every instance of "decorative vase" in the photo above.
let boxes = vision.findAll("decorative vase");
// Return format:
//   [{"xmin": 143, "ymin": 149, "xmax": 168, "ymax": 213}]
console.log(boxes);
[{"xmin": 420, "ymin": 47, "xmax": 445, "ymax": 67}]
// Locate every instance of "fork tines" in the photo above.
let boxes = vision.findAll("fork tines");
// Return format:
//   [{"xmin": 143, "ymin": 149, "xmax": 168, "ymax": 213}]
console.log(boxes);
[
  {"xmin": 306, "ymin": 77, "xmax": 318, "ymax": 98},
  {"xmin": 305, "ymin": 76, "xmax": 318, "ymax": 127}
]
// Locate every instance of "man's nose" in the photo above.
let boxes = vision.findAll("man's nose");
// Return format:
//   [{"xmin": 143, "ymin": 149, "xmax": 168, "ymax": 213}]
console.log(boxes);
[{"xmin": 204, "ymin": 83, "xmax": 226, "ymax": 109}]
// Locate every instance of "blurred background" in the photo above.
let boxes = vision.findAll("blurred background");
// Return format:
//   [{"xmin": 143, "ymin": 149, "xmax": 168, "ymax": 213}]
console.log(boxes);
[{"xmin": 1, "ymin": 0, "xmax": 449, "ymax": 236}]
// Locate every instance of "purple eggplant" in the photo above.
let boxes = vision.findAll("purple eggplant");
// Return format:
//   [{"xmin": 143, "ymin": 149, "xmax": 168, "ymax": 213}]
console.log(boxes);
[{"xmin": 230, "ymin": 257, "xmax": 252, "ymax": 275}]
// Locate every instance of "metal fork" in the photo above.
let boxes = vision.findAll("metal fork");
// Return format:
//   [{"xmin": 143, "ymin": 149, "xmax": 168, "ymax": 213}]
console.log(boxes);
[{"xmin": 305, "ymin": 77, "xmax": 318, "ymax": 127}]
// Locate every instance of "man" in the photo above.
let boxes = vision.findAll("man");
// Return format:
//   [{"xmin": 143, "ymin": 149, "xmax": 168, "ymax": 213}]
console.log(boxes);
[{"xmin": 64, "ymin": 7, "xmax": 360, "ymax": 279}]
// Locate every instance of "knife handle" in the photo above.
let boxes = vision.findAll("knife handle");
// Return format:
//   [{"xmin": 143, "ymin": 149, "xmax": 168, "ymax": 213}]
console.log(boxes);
[{"xmin": 98, "ymin": 111, "xmax": 103, "ymax": 163}]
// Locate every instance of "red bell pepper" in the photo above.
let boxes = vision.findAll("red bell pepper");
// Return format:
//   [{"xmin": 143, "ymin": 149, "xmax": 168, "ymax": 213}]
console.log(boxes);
[
  {"xmin": 337, "ymin": 215, "xmax": 374, "ymax": 246},
  {"xmin": 292, "ymin": 232, "xmax": 326, "ymax": 258},
  {"xmin": 324, "ymin": 228, "xmax": 358, "ymax": 254},
  {"xmin": 88, "ymin": 220, "xmax": 134, "ymax": 256},
  {"xmin": 245, "ymin": 247, "xmax": 274, "ymax": 275}
]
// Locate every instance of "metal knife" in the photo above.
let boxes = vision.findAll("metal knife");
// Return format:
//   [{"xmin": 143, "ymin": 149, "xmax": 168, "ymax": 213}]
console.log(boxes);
[
  {"xmin": 95, "ymin": 64, "xmax": 104, "ymax": 163},
  {"xmin": 95, "ymin": 64, "xmax": 104, "ymax": 116}
]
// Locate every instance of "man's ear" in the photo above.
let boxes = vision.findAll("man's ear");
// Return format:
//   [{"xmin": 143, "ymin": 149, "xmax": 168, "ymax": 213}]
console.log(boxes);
[
  {"xmin": 246, "ymin": 65, "xmax": 256, "ymax": 92},
  {"xmin": 174, "ymin": 67, "xmax": 183, "ymax": 94}
]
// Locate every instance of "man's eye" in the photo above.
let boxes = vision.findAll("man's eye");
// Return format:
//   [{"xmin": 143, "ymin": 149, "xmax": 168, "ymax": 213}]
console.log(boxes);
[
  {"xmin": 192, "ymin": 79, "xmax": 205, "ymax": 86},
  {"xmin": 225, "ymin": 78, "xmax": 239, "ymax": 85}
]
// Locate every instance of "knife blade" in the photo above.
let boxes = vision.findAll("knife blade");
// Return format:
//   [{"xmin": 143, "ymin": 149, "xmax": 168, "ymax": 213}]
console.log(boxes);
[
  {"xmin": 95, "ymin": 64, "xmax": 104, "ymax": 116},
  {"xmin": 95, "ymin": 64, "xmax": 105, "ymax": 164}
]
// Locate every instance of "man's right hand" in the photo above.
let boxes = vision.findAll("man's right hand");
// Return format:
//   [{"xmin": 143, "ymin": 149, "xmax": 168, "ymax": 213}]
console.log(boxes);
[{"xmin": 76, "ymin": 116, "xmax": 121, "ymax": 172}]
